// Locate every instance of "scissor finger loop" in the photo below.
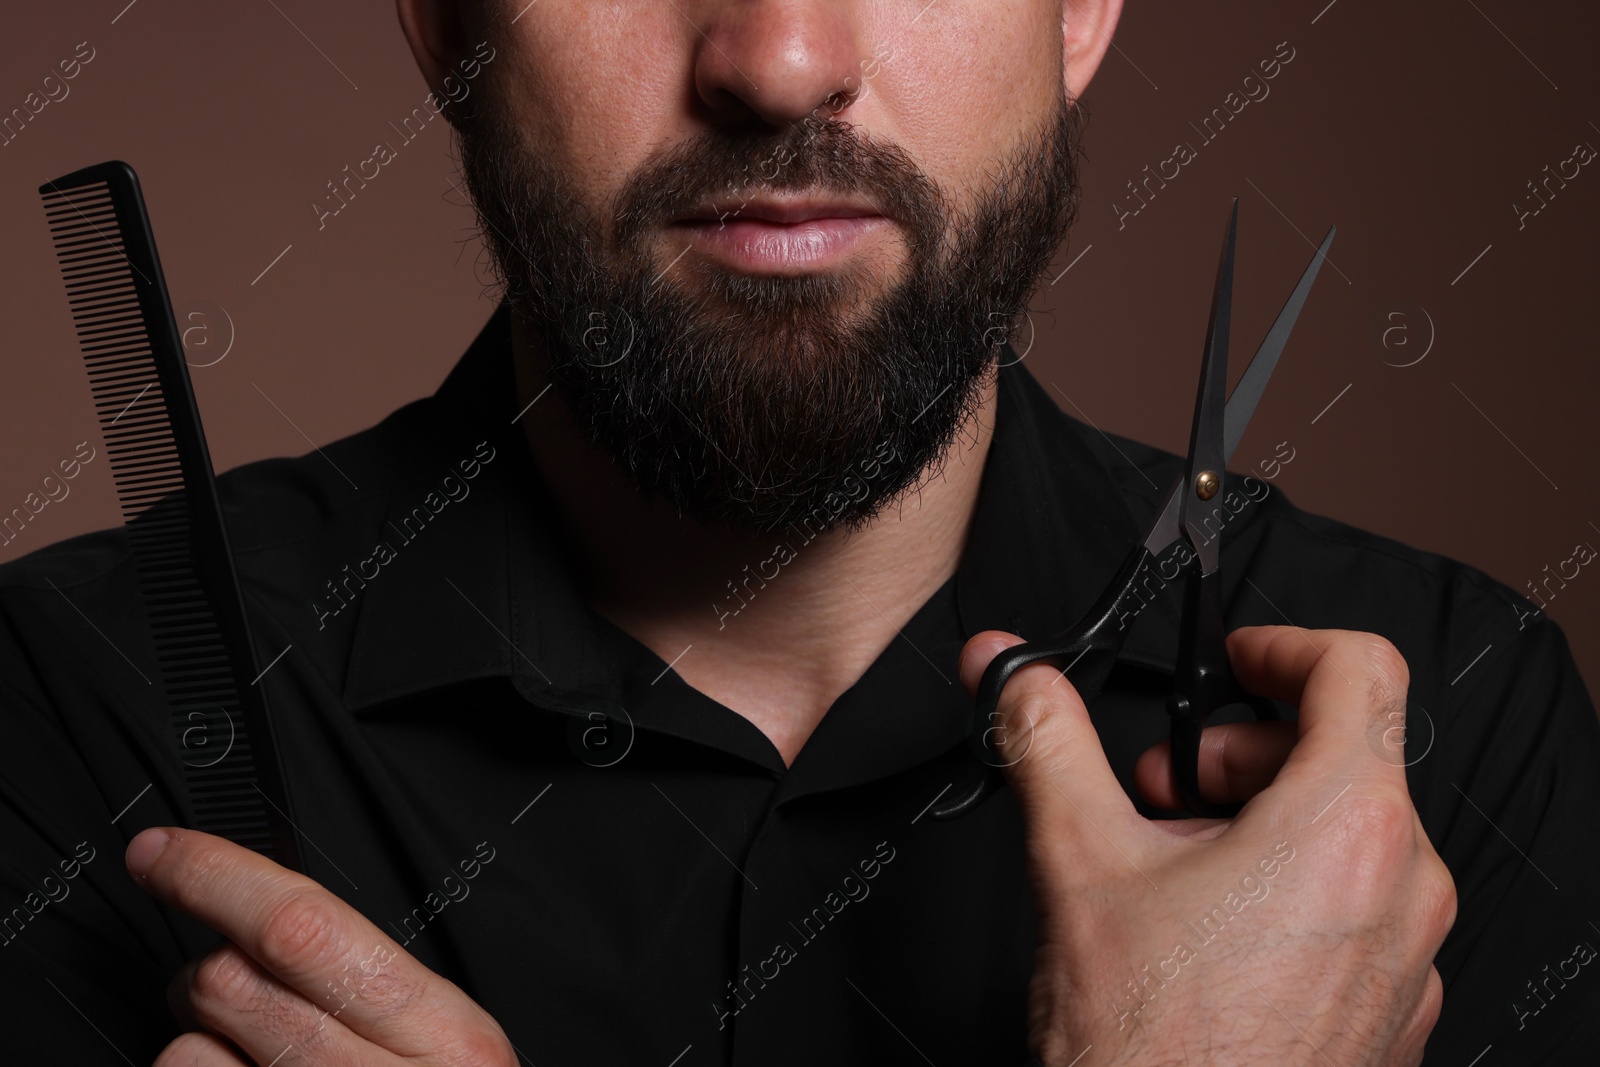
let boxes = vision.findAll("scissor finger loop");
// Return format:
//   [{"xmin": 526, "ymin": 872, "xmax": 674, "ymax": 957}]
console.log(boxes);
[{"xmin": 937, "ymin": 200, "xmax": 1334, "ymax": 822}]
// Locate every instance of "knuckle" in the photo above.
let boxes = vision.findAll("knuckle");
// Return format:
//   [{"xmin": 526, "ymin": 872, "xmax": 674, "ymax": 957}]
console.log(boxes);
[
  {"xmin": 1328, "ymin": 788, "xmax": 1417, "ymax": 902},
  {"xmin": 258, "ymin": 890, "xmax": 345, "ymax": 973},
  {"xmin": 1347, "ymin": 783, "xmax": 1415, "ymax": 840},
  {"xmin": 991, "ymin": 688, "xmax": 1049, "ymax": 759},
  {"xmin": 189, "ymin": 947, "xmax": 266, "ymax": 1013},
  {"xmin": 1416, "ymin": 967, "xmax": 1446, "ymax": 1034},
  {"xmin": 1003, "ymin": 670, "xmax": 1077, "ymax": 739},
  {"xmin": 348, "ymin": 962, "xmax": 428, "ymax": 1020},
  {"xmin": 184, "ymin": 947, "xmax": 336, "ymax": 1055},
  {"xmin": 269, "ymin": 1000, "xmax": 336, "ymax": 1055},
  {"xmin": 1012, "ymin": 713, "xmax": 1075, "ymax": 779},
  {"xmin": 1417, "ymin": 855, "xmax": 1459, "ymax": 943},
  {"xmin": 1393, "ymin": 967, "xmax": 1446, "ymax": 1066},
  {"xmin": 1004, "ymin": 689, "xmax": 1053, "ymax": 735},
  {"xmin": 1358, "ymin": 633, "xmax": 1411, "ymax": 695}
]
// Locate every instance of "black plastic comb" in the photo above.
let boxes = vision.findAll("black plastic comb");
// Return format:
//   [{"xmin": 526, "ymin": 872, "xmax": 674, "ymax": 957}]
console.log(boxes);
[{"xmin": 39, "ymin": 160, "xmax": 302, "ymax": 872}]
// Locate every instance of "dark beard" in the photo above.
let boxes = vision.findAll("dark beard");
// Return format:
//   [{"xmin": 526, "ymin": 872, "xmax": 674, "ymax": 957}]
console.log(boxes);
[{"xmin": 453, "ymin": 73, "xmax": 1086, "ymax": 536}]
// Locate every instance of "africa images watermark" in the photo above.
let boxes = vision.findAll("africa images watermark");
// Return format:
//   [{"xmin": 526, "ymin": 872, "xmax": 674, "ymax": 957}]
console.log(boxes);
[
  {"xmin": 1112, "ymin": 840, "xmax": 1296, "ymax": 1031},
  {"xmin": 383, "ymin": 840, "xmax": 497, "ymax": 948},
  {"xmin": 0, "ymin": 441, "xmax": 97, "ymax": 553},
  {"xmin": 1113, "ymin": 39, "xmax": 1297, "ymax": 230},
  {"xmin": 311, "ymin": 39, "xmax": 497, "ymax": 230},
  {"xmin": 711, "ymin": 840, "xmax": 898, "ymax": 1030},
  {"xmin": 1511, "ymin": 927, "xmax": 1597, "ymax": 1032},
  {"xmin": 1510, "ymin": 532, "xmax": 1596, "ymax": 632},
  {"xmin": 711, "ymin": 439, "xmax": 900, "ymax": 630},
  {"xmin": 311, "ymin": 441, "xmax": 498, "ymax": 629},
  {"xmin": 1, "ymin": 39, "xmax": 96, "ymax": 149},
  {"xmin": 0, "ymin": 840, "xmax": 97, "ymax": 948},
  {"xmin": 1512, "ymin": 134, "xmax": 1595, "ymax": 231},
  {"xmin": 1113, "ymin": 442, "xmax": 1297, "ymax": 631}
]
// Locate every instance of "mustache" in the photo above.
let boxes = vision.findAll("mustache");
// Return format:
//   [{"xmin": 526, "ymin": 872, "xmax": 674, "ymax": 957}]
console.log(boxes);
[
  {"xmin": 611, "ymin": 114, "xmax": 948, "ymax": 253},
  {"xmin": 452, "ymin": 72, "xmax": 1089, "ymax": 533}
]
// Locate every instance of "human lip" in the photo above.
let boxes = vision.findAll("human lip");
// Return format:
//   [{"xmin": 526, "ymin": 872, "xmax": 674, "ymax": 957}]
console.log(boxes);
[
  {"xmin": 676, "ymin": 195, "xmax": 885, "ymax": 225},
  {"xmin": 669, "ymin": 196, "xmax": 892, "ymax": 271}
]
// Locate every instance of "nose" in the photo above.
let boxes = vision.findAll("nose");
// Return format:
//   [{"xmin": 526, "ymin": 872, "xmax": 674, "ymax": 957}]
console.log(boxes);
[{"xmin": 692, "ymin": 0, "xmax": 865, "ymax": 127}]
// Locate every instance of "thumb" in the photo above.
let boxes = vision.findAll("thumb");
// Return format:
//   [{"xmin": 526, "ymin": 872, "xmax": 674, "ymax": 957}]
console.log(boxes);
[{"xmin": 959, "ymin": 631, "xmax": 1139, "ymax": 845}]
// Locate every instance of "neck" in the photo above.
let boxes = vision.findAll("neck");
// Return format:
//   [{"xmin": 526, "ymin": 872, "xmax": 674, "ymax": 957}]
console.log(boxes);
[{"xmin": 510, "ymin": 307, "xmax": 997, "ymax": 766}]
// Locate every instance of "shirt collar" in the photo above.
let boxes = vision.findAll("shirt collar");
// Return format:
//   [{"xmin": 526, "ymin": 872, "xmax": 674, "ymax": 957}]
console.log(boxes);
[
  {"xmin": 340, "ymin": 303, "xmax": 1186, "ymax": 727},
  {"xmin": 956, "ymin": 358, "xmax": 1140, "ymax": 646},
  {"xmin": 956, "ymin": 361, "xmax": 1189, "ymax": 674}
]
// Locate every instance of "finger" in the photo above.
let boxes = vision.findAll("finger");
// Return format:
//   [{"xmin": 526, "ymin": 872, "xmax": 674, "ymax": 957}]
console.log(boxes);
[
  {"xmin": 1225, "ymin": 624, "xmax": 1409, "ymax": 713},
  {"xmin": 1224, "ymin": 625, "xmax": 1411, "ymax": 786},
  {"xmin": 126, "ymin": 827, "xmax": 463, "ymax": 1053},
  {"xmin": 1133, "ymin": 720, "xmax": 1299, "ymax": 809},
  {"xmin": 168, "ymin": 942, "xmax": 365, "ymax": 1067},
  {"xmin": 151, "ymin": 1030, "xmax": 251, "ymax": 1067},
  {"xmin": 958, "ymin": 630, "xmax": 1021, "ymax": 699},
  {"xmin": 958, "ymin": 631, "xmax": 1142, "ymax": 852}
]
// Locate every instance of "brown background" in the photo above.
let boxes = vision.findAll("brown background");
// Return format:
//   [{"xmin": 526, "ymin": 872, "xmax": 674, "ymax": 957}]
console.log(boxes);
[{"xmin": 4, "ymin": 2, "xmax": 1598, "ymax": 694}]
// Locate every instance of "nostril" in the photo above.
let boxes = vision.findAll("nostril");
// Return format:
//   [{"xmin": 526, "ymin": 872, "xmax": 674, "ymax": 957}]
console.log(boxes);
[{"xmin": 820, "ymin": 86, "xmax": 856, "ymax": 115}]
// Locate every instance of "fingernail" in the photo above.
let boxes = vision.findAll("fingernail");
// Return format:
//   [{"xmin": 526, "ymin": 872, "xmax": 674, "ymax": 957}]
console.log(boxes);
[{"xmin": 126, "ymin": 827, "xmax": 172, "ymax": 878}]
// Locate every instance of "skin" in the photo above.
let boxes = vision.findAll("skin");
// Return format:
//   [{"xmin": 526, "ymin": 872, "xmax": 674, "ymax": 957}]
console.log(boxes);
[
  {"xmin": 137, "ymin": 2, "xmax": 1456, "ymax": 1063},
  {"xmin": 484, "ymin": 0, "xmax": 1097, "ymax": 767},
  {"xmin": 964, "ymin": 626, "xmax": 1453, "ymax": 1065}
]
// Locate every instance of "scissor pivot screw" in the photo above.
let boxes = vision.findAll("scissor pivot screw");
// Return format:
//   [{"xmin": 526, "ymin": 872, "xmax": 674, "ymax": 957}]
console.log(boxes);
[{"xmin": 1194, "ymin": 470, "xmax": 1220, "ymax": 500}]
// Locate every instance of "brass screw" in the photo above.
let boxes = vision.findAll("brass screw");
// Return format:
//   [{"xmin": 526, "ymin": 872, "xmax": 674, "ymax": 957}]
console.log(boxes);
[{"xmin": 1194, "ymin": 470, "xmax": 1220, "ymax": 500}]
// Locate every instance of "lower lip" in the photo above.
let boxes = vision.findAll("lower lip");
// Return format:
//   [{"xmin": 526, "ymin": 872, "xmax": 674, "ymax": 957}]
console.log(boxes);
[{"xmin": 669, "ymin": 216, "xmax": 891, "ymax": 272}]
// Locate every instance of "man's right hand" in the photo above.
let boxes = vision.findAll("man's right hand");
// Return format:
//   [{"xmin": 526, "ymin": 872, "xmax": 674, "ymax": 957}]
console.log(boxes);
[{"xmin": 961, "ymin": 624, "xmax": 1456, "ymax": 1067}]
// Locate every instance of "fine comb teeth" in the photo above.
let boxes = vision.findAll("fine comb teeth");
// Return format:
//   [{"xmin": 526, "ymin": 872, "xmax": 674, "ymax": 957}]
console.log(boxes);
[{"xmin": 39, "ymin": 161, "xmax": 302, "ymax": 872}]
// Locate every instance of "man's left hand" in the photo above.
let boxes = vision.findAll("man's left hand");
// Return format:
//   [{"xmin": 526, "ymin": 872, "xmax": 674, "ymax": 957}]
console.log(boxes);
[{"xmin": 125, "ymin": 826, "xmax": 516, "ymax": 1067}]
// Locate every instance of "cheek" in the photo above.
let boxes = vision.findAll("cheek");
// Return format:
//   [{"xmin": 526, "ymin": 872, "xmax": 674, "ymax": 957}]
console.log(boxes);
[
  {"xmin": 861, "ymin": 7, "xmax": 1062, "ymax": 200},
  {"xmin": 492, "ymin": 0, "xmax": 1063, "ymax": 241},
  {"xmin": 498, "ymin": 8, "xmax": 690, "ymax": 216}
]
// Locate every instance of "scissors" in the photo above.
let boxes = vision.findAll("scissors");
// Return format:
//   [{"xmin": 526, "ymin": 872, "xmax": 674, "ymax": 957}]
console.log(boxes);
[{"xmin": 933, "ymin": 200, "xmax": 1335, "ymax": 821}]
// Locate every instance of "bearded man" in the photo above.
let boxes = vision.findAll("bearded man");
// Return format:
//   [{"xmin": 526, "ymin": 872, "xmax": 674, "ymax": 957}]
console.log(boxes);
[{"xmin": 2, "ymin": 2, "xmax": 1597, "ymax": 1065}]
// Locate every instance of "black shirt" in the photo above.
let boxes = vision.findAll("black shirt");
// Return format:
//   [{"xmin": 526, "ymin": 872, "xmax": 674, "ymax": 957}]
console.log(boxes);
[{"xmin": 2, "ymin": 302, "xmax": 1597, "ymax": 1065}]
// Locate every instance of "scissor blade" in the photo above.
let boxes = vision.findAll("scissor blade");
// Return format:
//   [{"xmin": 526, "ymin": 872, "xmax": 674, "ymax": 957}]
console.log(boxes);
[
  {"xmin": 1142, "ymin": 222, "xmax": 1337, "ymax": 558},
  {"xmin": 1174, "ymin": 200, "xmax": 1237, "ymax": 575},
  {"xmin": 1223, "ymin": 224, "xmax": 1336, "ymax": 458}
]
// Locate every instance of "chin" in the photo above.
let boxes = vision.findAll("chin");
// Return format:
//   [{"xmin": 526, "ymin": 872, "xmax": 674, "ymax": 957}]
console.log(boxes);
[{"xmin": 674, "ymin": 250, "xmax": 905, "ymax": 324}]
